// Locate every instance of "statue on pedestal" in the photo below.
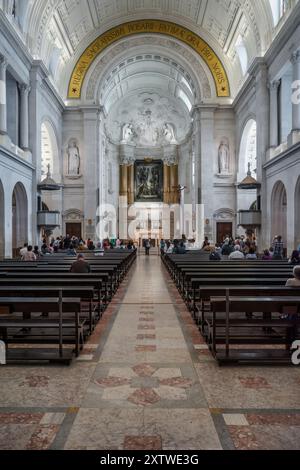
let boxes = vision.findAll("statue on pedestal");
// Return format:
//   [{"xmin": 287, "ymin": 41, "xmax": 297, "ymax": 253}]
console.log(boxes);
[
  {"xmin": 218, "ymin": 138, "xmax": 230, "ymax": 174},
  {"xmin": 163, "ymin": 123, "xmax": 176, "ymax": 143},
  {"xmin": 122, "ymin": 123, "xmax": 134, "ymax": 143},
  {"xmin": 67, "ymin": 140, "xmax": 80, "ymax": 176}
]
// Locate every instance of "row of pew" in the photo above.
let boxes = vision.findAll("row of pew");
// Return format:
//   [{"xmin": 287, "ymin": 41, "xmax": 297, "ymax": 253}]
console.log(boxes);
[
  {"xmin": 0, "ymin": 250, "xmax": 136, "ymax": 364},
  {"xmin": 162, "ymin": 252, "xmax": 300, "ymax": 365}
]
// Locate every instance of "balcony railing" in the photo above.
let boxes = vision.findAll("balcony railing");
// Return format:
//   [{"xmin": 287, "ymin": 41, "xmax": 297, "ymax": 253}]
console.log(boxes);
[
  {"xmin": 238, "ymin": 210, "xmax": 261, "ymax": 227},
  {"xmin": 37, "ymin": 211, "xmax": 60, "ymax": 228}
]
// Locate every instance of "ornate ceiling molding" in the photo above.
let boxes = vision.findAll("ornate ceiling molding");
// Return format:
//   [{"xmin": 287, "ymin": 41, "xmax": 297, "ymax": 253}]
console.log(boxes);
[
  {"xmin": 84, "ymin": 36, "xmax": 212, "ymax": 101},
  {"xmin": 68, "ymin": 19, "xmax": 230, "ymax": 99}
]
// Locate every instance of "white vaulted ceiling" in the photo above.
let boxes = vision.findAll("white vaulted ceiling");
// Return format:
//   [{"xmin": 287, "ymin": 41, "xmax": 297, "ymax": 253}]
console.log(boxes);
[{"xmin": 1, "ymin": 0, "xmax": 298, "ymax": 98}]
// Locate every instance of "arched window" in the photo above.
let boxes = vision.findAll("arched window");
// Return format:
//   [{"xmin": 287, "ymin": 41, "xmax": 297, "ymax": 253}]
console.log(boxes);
[
  {"xmin": 235, "ymin": 34, "xmax": 248, "ymax": 76},
  {"xmin": 269, "ymin": 0, "xmax": 289, "ymax": 26},
  {"xmin": 41, "ymin": 121, "xmax": 60, "ymax": 181},
  {"xmin": 238, "ymin": 119, "xmax": 257, "ymax": 178},
  {"xmin": 245, "ymin": 121, "xmax": 257, "ymax": 175}
]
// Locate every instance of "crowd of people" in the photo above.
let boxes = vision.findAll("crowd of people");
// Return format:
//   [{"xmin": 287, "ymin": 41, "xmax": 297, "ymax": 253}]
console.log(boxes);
[
  {"xmin": 157, "ymin": 233, "xmax": 300, "ymax": 265},
  {"xmin": 18, "ymin": 232, "xmax": 300, "ymax": 266},
  {"xmin": 19, "ymin": 235, "xmax": 136, "ymax": 261}
]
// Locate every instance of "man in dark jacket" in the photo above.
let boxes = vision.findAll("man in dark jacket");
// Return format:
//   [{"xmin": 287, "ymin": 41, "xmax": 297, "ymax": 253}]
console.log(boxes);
[{"xmin": 70, "ymin": 254, "xmax": 91, "ymax": 273}]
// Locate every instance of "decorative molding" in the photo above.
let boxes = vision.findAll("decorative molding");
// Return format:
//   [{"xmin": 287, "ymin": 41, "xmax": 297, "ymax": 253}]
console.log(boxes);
[
  {"xmin": 68, "ymin": 19, "xmax": 230, "ymax": 99},
  {"xmin": 213, "ymin": 208, "xmax": 235, "ymax": 220},
  {"xmin": 63, "ymin": 208, "xmax": 84, "ymax": 221},
  {"xmin": 85, "ymin": 41, "xmax": 208, "ymax": 101}
]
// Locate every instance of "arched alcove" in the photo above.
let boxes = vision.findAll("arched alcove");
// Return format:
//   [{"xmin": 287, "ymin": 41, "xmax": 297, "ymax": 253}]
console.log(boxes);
[
  {"xmin": 271, "ymin": 180, "xmax": 287, "ymax": 245},
  {"xmin": 12, "ymin": 182, "xmax": 28, "ymax": 256},
  {"xmin": 0, "ymin": 179, "xmax": 5, "ymax": 259}
]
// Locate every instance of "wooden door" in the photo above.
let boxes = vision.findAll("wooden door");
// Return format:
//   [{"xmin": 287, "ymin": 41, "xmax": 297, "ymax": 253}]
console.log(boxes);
[
  {"xmin": 217, "ymin": 222, "xmax": 232, "ymax": 244},
  {"xmin": 66, "ymin": 223, "xmax": 82, "ymax": 238}
]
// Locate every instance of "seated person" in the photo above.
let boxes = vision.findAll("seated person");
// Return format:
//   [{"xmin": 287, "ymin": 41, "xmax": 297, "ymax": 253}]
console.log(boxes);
[
  {"xmin": 70, "ymin": 254, "xmax": 91, "ymax": 273},
  {"xmin": 262, "ymin": 249, "xmax": 272, "ymax": 260},
  {"xmin": 229, "ymin": 245, "xmax": 245, "ymax": 259},
  {"xmin": 22, "ymin": 245, "xmax": 36, "ymax": 261},
  {"xmin": 285, "ymin": 265, "xmax": 300, "ymax": 287},
  {"xmin": 67, "ymin": 243, "xmax": 77, "ymax": 256},
  {"xmin": 288, "ymin": 250, "xmax": 300, "ymax": 265},
  {"xmin": 246, "ymin": 247, "xmax": 257, "ymax": 259},
  {"xmin": 209, "ymin": 246, "xmax": 221, "ymax": 261},
  {"xmin": 33, "ymin": 245, "xmax": 43, "ymax": 258},
  {"xmin": 175, "ymin": 241, "xmax": 186, "ymax": 254}
]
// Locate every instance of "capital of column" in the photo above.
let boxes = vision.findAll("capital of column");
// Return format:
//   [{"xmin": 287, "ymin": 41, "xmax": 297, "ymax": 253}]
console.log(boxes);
[
  {"xmin": 119, "ymin": 155, "xmax": 135, "ymax": 166},
  {"xmin": 268, "ymin": 80, "xmax": 281, "ymax": 91},
  {"xmin": 0, "ymin": 55, "xmax": 8, "ymax": 71},
  {"xmin": 291, "ymin": 50, "xmax": 300, "ymax": 66},
  {"xmin": 19, "ymin": 83, "xmax": 31, "ymax": 96}
]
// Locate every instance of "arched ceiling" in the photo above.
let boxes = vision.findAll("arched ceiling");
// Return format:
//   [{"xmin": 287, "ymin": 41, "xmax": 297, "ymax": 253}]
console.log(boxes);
[{"xmin": 1, "ymin": 0, "xmax": 297, "ymax": 99}]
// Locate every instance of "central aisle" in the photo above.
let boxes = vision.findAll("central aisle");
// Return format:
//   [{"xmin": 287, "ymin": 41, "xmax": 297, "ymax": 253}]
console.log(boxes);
[{"xmin": 65, "ymin": 253, "xmax": 222, "ymax": 450}]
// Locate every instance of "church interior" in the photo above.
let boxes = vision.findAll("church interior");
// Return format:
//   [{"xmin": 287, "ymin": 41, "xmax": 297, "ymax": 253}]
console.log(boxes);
[{"xmin": 0, "ymin": 0, "xmax": 300, "ymax": 453}]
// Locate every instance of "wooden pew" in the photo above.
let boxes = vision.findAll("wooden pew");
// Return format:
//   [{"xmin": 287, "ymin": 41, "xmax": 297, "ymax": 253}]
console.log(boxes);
[
  {"xmin": 209, "ymin": 296, "xmax": 300, "ymax": 364},
  {"xmin": 0, "ymin": 286, "xmax": 95, "ymax": 334},
  {"xmin": 0, "ymin": 296, "xmax": 83, "ymax": 363},
  {"xmin": 194, "ymin": 285, "xmax": 300, "ymax": 334}
]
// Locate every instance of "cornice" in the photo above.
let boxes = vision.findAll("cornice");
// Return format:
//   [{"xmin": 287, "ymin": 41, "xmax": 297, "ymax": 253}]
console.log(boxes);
[
  {"xmin": 265, "ymin": 1, "xmax": 300, "ymax": 66},
  {"xmin": 263, "ymin": 141, "xmax": 300, "ymax": 171},
  {"xmin": 0, "ymin": 11, "xmax": 32, "ymax": 69},
  {"xmin": 0, "ymin": 145, "xmax": 35, "ymax": 171}
]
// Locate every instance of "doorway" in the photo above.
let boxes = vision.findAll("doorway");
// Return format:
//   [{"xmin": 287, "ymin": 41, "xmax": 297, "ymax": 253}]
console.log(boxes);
[
  {"xmin": 66, "ymin": 223, "xmax": 82, "ymax": 239},
  {"xmin": 217, "ymin": 222, "xmax": 232, "ymax": 244}
]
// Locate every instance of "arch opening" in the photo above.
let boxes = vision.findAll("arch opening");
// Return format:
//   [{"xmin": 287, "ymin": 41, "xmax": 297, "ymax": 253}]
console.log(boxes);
[
  {"xmin": 68, "ymin": 20, "xmax": 230, "ymax": 99},
  {"xmin": 41, "ymin": 120, "xmax": 60, "ymax": 182},
  {"xmin": 271, "ymin": 181, "xmax": 287, "ymax": 247},
  {"xmin": 12, "ymin": 182, "xmax": 28, "ymax": 257},
  {"xmin": 237, "ymin": 119, "xmax": 257, "ymax": 217}
]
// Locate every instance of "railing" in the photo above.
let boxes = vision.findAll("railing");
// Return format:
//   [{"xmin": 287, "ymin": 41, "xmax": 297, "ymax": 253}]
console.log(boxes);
[
  {"xmin": 238, "ymin": 210, "xmax": 261, "ymax": 227},
  {"xmin": 37, "ymin": 211, "xmax": 60, "ymax": 228}
]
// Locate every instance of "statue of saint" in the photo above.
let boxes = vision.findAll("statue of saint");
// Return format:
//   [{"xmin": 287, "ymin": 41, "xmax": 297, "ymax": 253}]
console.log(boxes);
[
  {"xmin": 122, "ymin": 123, "xmax": 134, "ymax": 142},
  {"xmin": 218, "ymin": 139, "xmax": 230, "ymax": 174},
  {"xmin": 67, "ymin": 140, "xmax": 80, "ymax": 176},
  {"xmin": 163, "ymin": 123, "xmax": 176, "ymax": 143}
]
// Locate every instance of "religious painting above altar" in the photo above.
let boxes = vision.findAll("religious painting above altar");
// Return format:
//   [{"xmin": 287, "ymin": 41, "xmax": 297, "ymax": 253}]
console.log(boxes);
[{"xmin": 134, "ymin": 160, "xmax": 163, "ymax": 203}]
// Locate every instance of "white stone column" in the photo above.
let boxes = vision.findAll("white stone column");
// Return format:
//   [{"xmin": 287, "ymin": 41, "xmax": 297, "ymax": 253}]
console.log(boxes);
[
  {"xmin": 291, "ymin": 50, "xmax": 300, "ymax": 131},
  {"xmin": 269, "ymin": 80, "xmax": 280, "ymax": 148},
  {"xmin": 191, "ymin": 107, "xmax": 201, "ymax": 206},
  {"xmin": 198, "ymin": 105, "xmax": 216, "ymax": 241},
  {"xmin": 249, "ymin": 60, "xmax": 269, "ymax": 251},
  {"xmin": 0, "ymin": 55, "xmax": 8, "ymax": 135},
  {"xmin": 82, "ymin": 106, "xmax": 101, "ymax": 240},
  {"xmin": 19, "ymin": 83, "xmax": 30, "ymax": 150}
]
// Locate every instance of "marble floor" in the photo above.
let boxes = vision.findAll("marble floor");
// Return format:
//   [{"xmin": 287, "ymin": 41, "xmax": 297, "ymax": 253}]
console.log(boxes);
[{"xmin": 0, "ymin": 254, "xmax": 299, "ymax": 450}]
